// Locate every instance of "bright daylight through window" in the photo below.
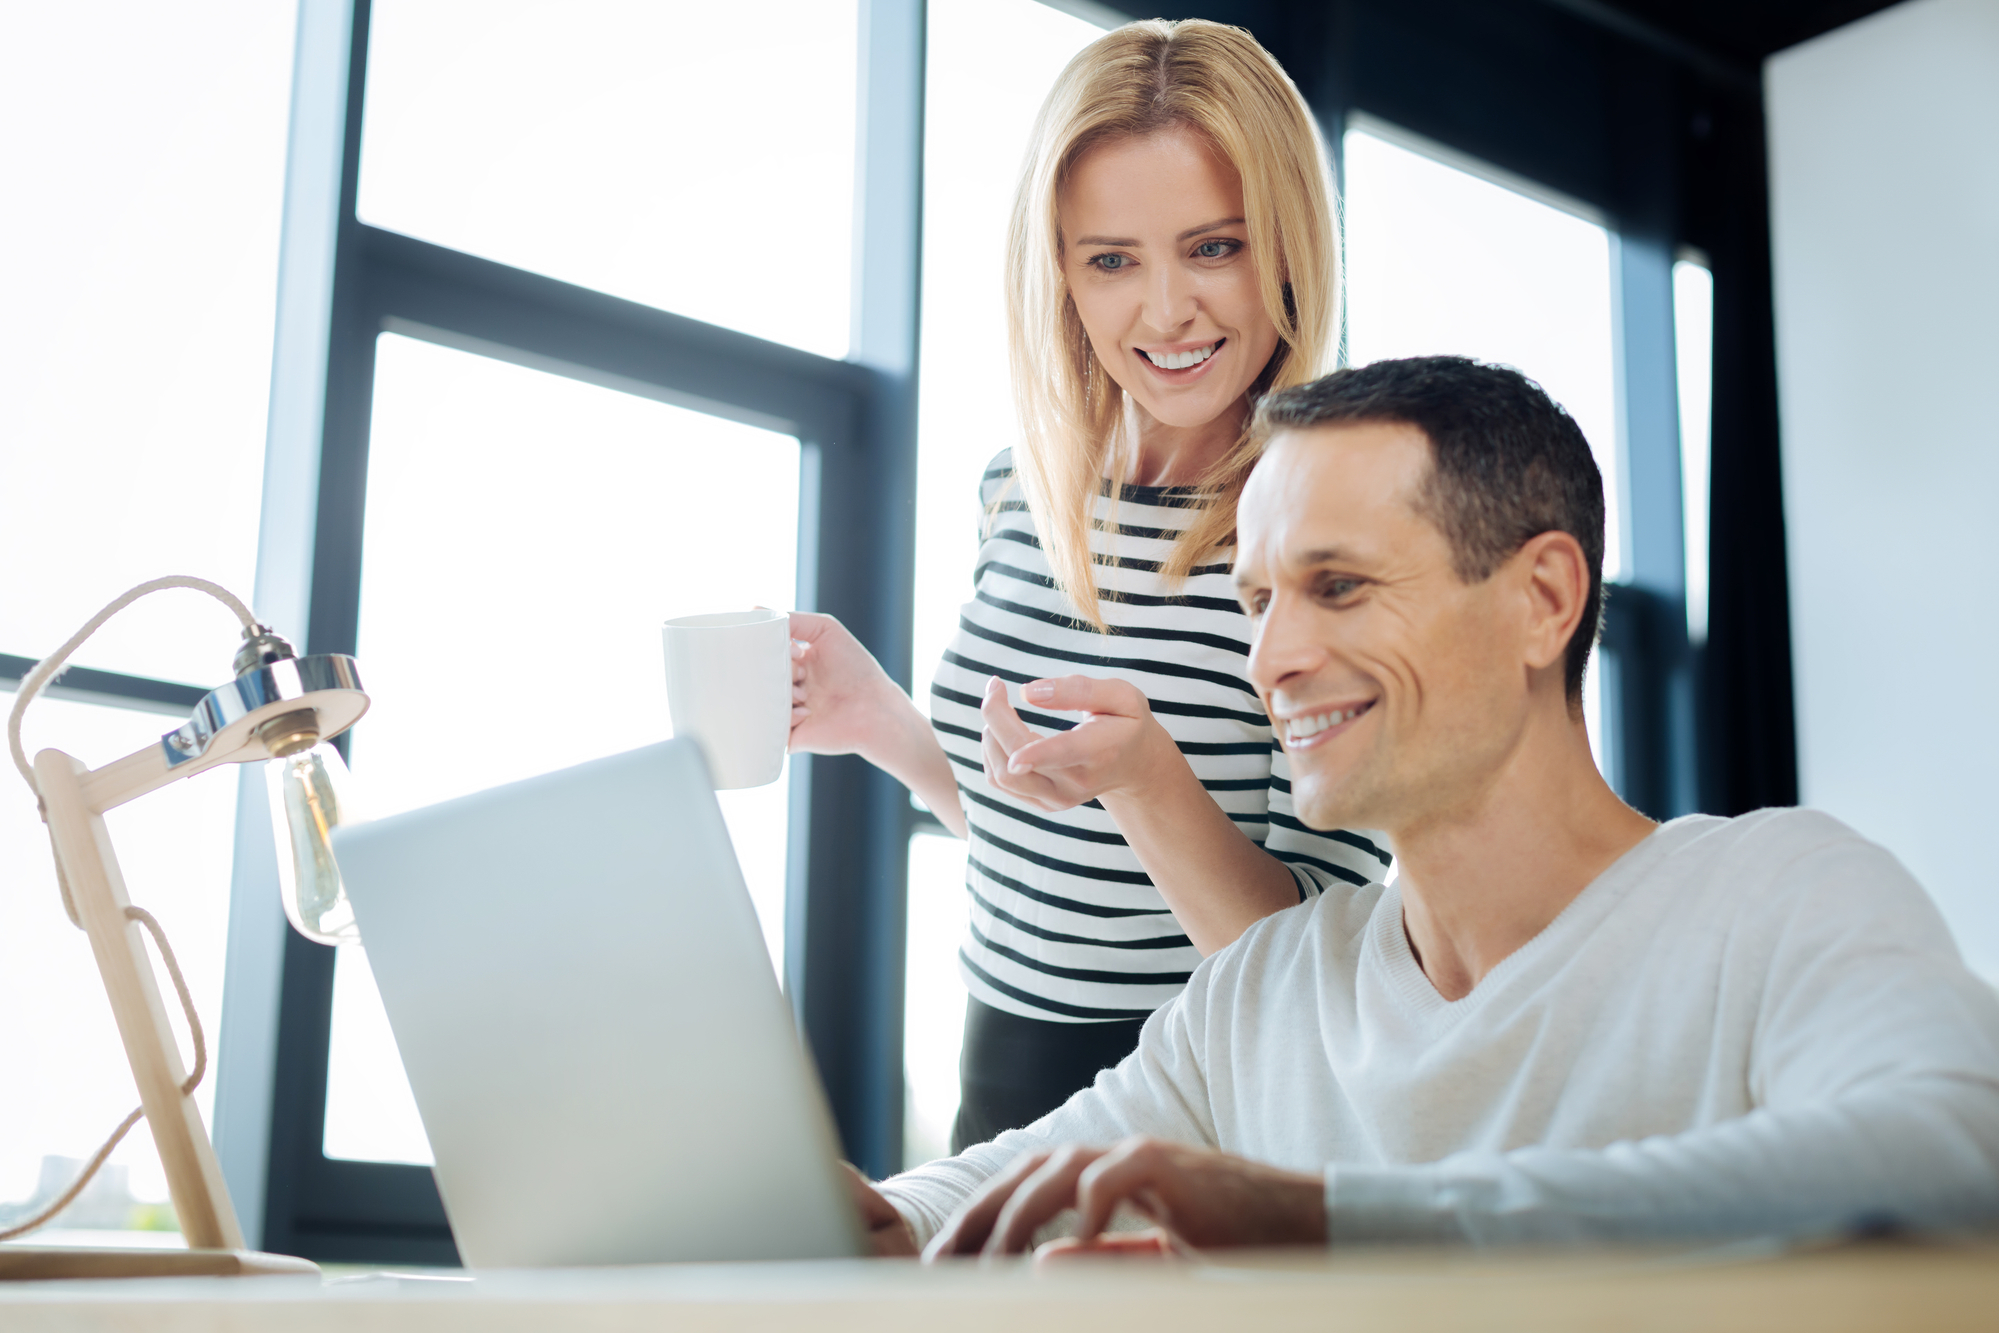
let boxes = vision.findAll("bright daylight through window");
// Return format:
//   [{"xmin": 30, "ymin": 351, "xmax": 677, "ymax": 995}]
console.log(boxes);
[
  {"xmin": 0, "ymin": 2, "xmax": 295, "ymax": 1242},
  {"xmin": 322, "ymin": 334, "xmax": 801, "ymax": 1166},
  {"xmin": 1675, "ymin": 258, "xmax": 1714, "ymax": 645},
  {"xmin": 905, "ymin": 0, "xmax": 1106, "ymax": 1169},
  {"xmin": 359, "ymin": 0, "xmax": 859, "ymax": 360}
]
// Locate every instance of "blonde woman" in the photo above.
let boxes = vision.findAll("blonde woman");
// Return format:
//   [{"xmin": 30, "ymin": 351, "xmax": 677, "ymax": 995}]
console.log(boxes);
[{"xmin": 789, "ymin": 20, "xmax": 1386, "ymax": 1152}]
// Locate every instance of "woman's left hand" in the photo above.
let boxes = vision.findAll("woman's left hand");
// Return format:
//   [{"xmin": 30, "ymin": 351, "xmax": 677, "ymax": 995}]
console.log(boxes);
[{"xmin": 980, "ymin": 675, "xmax": 1175, "ymax": 812}]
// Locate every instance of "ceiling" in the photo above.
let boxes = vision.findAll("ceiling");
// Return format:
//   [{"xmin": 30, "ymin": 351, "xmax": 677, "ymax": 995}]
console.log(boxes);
[{"xmin": 1586, "ymin": 0, "xmax": 1905, "ymax": 67}]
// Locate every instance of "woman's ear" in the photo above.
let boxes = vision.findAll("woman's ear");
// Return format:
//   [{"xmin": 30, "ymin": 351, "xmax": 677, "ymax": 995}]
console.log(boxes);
[{"xmin": 1513, "ymin": 530, "xmax": 1589, "ymax": 678}]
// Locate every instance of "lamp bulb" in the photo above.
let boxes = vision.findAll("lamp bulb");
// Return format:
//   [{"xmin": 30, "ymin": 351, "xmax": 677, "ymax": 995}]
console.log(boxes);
[{"xmin": 266, "ymin": 743, "xmax": 362, "ymax": 946}]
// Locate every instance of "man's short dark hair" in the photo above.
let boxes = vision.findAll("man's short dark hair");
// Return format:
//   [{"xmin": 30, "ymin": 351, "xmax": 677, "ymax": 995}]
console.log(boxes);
[{"xmin": 1253, "ymin": 356, "xmax": 1606, "ymax": 704}]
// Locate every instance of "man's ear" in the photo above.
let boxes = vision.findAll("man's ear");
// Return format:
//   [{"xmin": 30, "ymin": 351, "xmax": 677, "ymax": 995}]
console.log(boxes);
[{"xmin": 1512, "ymin": 531, "xmax": 1590, "ymax": 678}]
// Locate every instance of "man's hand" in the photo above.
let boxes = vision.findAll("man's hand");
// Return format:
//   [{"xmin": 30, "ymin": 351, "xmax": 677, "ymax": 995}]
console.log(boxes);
[
  {"xmin": 980, "ymin": 676, "xmax": 1176, "ymax": 812},
  {"xmin": 843, "ymin": 1163, "xmax": 919, "ymax": 1257},
  {"xmin": 922, "ymin": 1138, "xmax": 1327, "ymax": 1260}
]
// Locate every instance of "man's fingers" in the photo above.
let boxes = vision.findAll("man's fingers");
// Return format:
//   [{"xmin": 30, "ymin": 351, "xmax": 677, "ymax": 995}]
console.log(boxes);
[
  {"xmin": 925, "ymin": 1152, "xmax": 1051, "ymax": 1260},
  {"xmin": 841, "ymin": 1163, "xmax": 919, "ymax": 1258},
  {"xmin": 1073, "ymin": 1139, "xmax": 1173, "ymax": 1241},
  {"xmin": 1032, "ymin": 1229, "xmax": 1182, "ymax": 1266},
  {"xmin": 985, "ymin": 1147, "xmax": 1106, "ymax": 1257},
  {"xmin": 1018, "ymin": 674, "xmax": 1148, "ymax": 718}
]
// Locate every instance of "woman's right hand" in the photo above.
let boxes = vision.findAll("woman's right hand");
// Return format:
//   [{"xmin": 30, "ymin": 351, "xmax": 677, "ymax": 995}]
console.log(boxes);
[
  {"xmin": 787, "ymin": 611, "xmax": 968, "ymax": 838},
  {"xmin": 786, "ymin": 610, "xmax": 903, "ymax": 758}
]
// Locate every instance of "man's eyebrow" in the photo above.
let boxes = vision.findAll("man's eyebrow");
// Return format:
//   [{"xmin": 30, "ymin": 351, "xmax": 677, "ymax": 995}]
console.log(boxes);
[
  {"xmin": 1233, "ymin": 546, "xmax": 1359, "ymax": 589},
  {"xmin": 1073, "ymin": 217, "xmax": 1246, "ymax": 248},
  {"xmin": 1298, "ymin": 546, "xmax": 1354, "ymax": 566}
]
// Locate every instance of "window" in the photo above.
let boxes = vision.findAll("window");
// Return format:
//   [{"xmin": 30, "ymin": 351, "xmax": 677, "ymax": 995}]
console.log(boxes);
[
  {"xmin": 0, "ymin": 0, "xmax": 296, "ymax": 1244},
  {"xmin": 358, "ymin": 0, "xmax": 860, "ymax": 359},
  {"xmin": 903, "ymin": 0, "xmax": 1105, "ymax": 1167},
  {"xmin": 1341, "ymin": 118, "xmax": 1622, "ymax": 763},
  {"xmin": 0, "ymin": 3, "xmax": 293, "ymax": 685},
  {"xmin": 322, "ymin": 332, "xmax": 801, "ymax": 1164},
  {"xmin": 1674, "ymin": 257, "xmax": 1714, "ymax": 646}
]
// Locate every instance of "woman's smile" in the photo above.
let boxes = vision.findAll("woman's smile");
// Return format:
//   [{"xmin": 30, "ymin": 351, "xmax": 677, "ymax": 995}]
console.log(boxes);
[{"xmin": 1136, "ymin": 337, "xmax": 1228, "ymax": 382}]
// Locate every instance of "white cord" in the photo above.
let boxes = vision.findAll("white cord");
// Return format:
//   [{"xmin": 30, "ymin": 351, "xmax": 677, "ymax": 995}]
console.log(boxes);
[
  {"xmin": 7, "ymin": 575, "xmax": 257, "ymax": 801},
  {"xmin": 1, "ymin": 575, "xmax": 254, "ymax": 1242}
]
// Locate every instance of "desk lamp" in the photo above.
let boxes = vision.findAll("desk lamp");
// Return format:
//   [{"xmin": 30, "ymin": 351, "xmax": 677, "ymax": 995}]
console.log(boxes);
[{"xmin": 2, "ymin": 576, "xmax": 369, "ymax": 1280}]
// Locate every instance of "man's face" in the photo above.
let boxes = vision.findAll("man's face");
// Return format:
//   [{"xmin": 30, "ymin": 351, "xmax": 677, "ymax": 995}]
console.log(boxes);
[{"xmin": 1235, "ymin": 423, "xmax": 1531, "ymax": 834}]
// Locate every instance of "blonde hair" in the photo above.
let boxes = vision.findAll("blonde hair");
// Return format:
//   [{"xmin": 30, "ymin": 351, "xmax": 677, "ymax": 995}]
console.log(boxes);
[{"xmin": 1004, "ymin": 18, "xmax": 1339, "ymax": 629}]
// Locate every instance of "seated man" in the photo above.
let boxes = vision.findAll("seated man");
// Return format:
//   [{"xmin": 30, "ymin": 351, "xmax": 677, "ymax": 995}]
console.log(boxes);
[{"xmin": 853, "ymin": 355, "xmax": 1999, "ymax": 1257}]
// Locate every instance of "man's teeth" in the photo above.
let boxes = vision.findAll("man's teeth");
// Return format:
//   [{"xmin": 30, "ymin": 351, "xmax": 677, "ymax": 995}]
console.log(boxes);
[
  {"xmin": 1286, "ymin": 704, "xmax": 1370, "ymax": 741},
  {"xmin": 1146, "ymin": 342, "xmax": 1219, "ymax": 370}
]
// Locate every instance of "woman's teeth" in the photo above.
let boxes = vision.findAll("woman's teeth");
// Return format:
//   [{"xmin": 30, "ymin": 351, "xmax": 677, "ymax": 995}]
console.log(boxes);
[
  {"xmin": 1286, "ymin": 703, "xmax": 1371, "ymax": 742},
  {"xmin": 1143, "ymin": 341, "xmax": 1220, "ymax": 370}
]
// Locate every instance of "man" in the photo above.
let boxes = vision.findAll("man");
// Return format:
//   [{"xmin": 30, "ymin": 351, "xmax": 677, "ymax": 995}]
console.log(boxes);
[{"xmin": 852, "ymin": 356, "xmax": 1999, "ymax": 1258}]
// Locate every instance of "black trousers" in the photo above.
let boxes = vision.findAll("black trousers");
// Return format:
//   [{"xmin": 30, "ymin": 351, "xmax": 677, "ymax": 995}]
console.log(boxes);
[{"xmin": 950, "ymin": 997, "xmax": 1148, "ymax": 1155}]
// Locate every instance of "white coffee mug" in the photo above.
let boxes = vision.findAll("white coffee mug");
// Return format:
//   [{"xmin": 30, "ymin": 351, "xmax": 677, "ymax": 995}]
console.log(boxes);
[{"xmin": 662, "ymin": 610, "xmax": 791, "ymax": 789}]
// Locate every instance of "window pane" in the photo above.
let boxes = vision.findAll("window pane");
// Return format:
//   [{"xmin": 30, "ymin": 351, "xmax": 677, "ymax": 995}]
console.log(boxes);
[
  {"xmin": 1342, "ymin": 123, "xmax": 1623, "ymax": 581},
  {"xmin": 912, "ymin": 0, "xmax": 1103, "ymax": 708},
  {"xmin": 903, "ymin": 0, "xmax": 1102, "ymax": 1166},
  {"xmin": 904, "ymin": 829, "xmax": 971, "ymax": 1168},
  {"xmin": 0, "ymin": 695, "xmax": 236, "ymax": 1242},
  {"xmin": 0, "ymin": 3, "xmax": 293, "ymax": 685},
  {"xmin": 323, "ymin": 332, "xmax": 801, "ymax": 1163},
  {"xmin": 1674, "ymin": 259, "xmax": 1714, "ymax": 645},
  {"xmin": 359, "ymin": 0, "xmax": 859, "ymax": 360}
]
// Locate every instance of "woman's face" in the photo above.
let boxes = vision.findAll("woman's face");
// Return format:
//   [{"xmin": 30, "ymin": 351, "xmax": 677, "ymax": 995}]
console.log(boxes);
[{"xmin": 1058, "ymin": 127, "xmax": 1281, "ymax": 432}]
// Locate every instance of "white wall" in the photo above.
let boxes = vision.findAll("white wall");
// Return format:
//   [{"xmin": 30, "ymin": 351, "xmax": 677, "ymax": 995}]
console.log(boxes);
[{"xmin": 1768, "ymin": 0, "xmax": 1999, "ymax": 980}]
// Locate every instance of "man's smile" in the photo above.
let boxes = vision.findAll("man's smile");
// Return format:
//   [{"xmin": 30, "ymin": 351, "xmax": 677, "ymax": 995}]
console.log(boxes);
[{"xmin": 1278, "ymin": 698, "xmax": 1377, "ymax": 749}]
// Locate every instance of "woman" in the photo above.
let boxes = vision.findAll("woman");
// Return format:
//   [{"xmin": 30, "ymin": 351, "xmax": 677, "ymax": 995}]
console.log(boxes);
[{"xmin": 789, "ymin": 19, "xmax": 1388, "ymax": 1153}]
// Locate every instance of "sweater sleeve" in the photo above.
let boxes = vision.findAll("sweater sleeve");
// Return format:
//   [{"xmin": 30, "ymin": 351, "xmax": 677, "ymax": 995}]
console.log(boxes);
[
  {"xmin": 878, "ymin": 972, "xmax": 1224, "ymax": 1248},
  {"xmin": 1327, "ymin": 837, "xmax": 1999, "ymax": 1244}
]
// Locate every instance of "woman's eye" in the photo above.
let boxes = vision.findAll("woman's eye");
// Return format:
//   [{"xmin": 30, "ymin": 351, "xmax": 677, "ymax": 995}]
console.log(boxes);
[
  {"xmin": 1090, "ymin": 253, "xmax": 1129, "ymax": 271},
  {"xmin": 1193, "ymin": 239, "xmax": 1237, "ymax": 260}
]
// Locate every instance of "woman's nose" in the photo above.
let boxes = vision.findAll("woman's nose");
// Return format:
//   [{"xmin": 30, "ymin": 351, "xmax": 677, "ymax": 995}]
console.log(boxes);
[{"xmin": 1143, "ymin": 262, "xmax": 1197, "ymax": 334}]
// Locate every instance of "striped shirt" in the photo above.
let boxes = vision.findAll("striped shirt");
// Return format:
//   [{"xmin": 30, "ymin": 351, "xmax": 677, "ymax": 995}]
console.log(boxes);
[{"xmin": 931, "ymin": 451, "xmax": 1392, "ymax": 1023}]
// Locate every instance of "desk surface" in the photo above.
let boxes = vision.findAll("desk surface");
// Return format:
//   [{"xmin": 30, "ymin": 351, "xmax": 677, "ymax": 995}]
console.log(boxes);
[{"xmin": 2, "ymin": 1240, "xmax": 1995, "ymax": 1332}]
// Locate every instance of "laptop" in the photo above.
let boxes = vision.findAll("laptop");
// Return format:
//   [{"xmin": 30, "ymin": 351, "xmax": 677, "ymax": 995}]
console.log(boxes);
[{"xmin": 331, "ymin": 739, "xmax": 865, "ymax": 1268}]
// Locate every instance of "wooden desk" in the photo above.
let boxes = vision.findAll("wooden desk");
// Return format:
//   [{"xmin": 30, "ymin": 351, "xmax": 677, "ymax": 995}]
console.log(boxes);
[{"xmin": 1, "ymin": 1241, "xmax": 1993, "ymax": 1331}]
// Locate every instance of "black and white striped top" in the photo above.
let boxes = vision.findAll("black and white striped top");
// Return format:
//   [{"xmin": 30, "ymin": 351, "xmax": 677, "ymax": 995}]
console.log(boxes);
[{"xmin": 931, "ymin": 451, "xmax": 1393, "ymax": 1023}]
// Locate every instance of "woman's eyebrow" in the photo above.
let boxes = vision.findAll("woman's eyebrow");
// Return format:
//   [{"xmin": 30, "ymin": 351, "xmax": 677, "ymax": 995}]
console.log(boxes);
[
  {"xmin": 1071, "ymin": 217, "xmax": 1246, "ymax": 248},
  {"xmin": 1176, "ymin": 216, "xmax": 1245, "ymax": 241}
]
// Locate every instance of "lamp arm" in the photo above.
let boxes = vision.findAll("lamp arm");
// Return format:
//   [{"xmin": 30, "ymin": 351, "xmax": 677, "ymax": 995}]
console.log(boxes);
[
  {"xmin": 3, "ymin": 575, "xmax": 257, "ymax": 1247},
  {"xmin": 6, "ymin": 575, "xmax": 257, "ymax": 806}
]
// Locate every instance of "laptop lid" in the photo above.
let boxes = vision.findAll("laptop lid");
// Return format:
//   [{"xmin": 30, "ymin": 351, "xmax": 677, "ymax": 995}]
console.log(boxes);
[{"xmin": 332, "ymin": 739, "xmax": 863, "ymax": 1267}]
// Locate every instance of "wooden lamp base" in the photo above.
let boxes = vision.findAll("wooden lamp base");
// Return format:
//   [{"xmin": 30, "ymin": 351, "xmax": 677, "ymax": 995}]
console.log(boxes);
[{"xmin": 0, "ymin": 1246, "xmax": 319, "ymax": 1281}]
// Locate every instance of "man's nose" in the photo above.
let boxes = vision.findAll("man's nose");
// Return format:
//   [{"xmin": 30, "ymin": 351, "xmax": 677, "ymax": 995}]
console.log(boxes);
[{"xmin": 1248, "ymin": 592, "xmax": 1324, "ymax": 698}]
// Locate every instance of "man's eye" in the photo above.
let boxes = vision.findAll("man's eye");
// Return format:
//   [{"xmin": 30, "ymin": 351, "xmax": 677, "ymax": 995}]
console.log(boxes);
[
  {"xmin": 1323, "ymin": 578, "xmax": 1362, "ymax": 600},
  {"xmin": 1243, "ymin": 592, "xmax": 1270, "ymax": 616}
]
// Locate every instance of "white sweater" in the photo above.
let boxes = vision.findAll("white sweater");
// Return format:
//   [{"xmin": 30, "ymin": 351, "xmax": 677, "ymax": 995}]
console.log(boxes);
[{"xmin": 881, "ymin": 809, "xmax": 1999, "ymax": 1246}]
